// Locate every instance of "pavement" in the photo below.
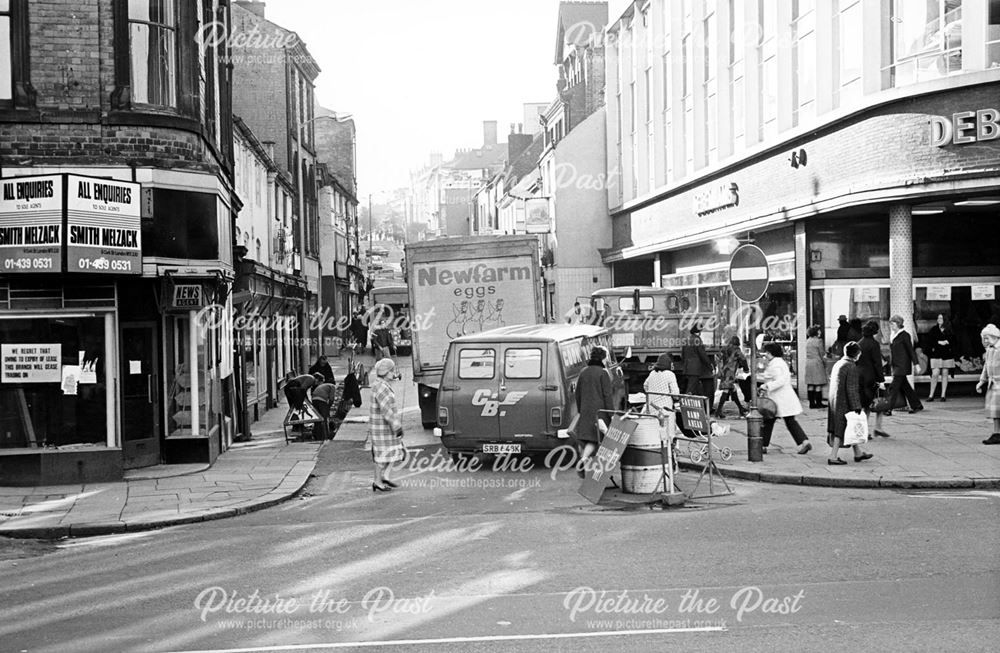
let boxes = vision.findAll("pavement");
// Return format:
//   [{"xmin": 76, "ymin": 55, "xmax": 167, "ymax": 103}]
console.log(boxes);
[{"xmin": 2, "ymin": 352, "xmax": 998, "ymax": 538}]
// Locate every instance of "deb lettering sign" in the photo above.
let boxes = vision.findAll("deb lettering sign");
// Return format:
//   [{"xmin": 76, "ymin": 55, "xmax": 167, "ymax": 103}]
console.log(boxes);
[
  {"xmin": 172, "ymin": 284, "xmax": 205, "ymax": 309},
  {"xmin": 2, "ymin": 343, "xmax": 62, "ymax": 384},
  {"xmin": 929, "ymin": 108, "xmax": 999, "ymax": 147}
]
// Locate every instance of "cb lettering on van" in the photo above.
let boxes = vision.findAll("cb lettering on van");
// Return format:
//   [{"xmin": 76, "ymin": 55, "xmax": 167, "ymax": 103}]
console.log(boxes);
[{"xmin": 471, "ymin": 389, "xmax": 528, "ymax": 417}]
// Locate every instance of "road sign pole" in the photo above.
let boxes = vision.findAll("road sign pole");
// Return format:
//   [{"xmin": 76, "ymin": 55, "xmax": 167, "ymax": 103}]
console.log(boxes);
[{"xmin": 746, "ymin": 302, "xmax": 763, "ymax": 462}]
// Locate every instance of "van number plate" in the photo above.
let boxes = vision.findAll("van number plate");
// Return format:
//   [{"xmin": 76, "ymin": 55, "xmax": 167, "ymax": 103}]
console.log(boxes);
[{"xmin": 483, "ymin": 443, "xmax": 521, "ymax": 454}]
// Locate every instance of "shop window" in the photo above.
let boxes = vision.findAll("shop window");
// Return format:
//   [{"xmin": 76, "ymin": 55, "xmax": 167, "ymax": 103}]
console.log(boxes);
[
  {"xmin": 913, "ymin": 214, "xmax": 1000, "ymax": 271},
  {"xmin": 914, "ymin": 285, "xmax": 1000, "ymax": 375},
  {"xmin": 142, "ymin": 188, "xmax": 220, "ymax": 260},
  {"xmin": 807, "ymin": 217, "xmax": 889, "ymax": 272},
  {"xmin": 0, "ymin": 316, "xmax": 108, "ymax": 448}
]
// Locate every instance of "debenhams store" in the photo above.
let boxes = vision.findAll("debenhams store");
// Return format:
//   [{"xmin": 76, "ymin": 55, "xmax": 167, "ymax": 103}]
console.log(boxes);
[{"xmin": 606, "ymin": 80, "xmax": 1000, "ymax": 392}]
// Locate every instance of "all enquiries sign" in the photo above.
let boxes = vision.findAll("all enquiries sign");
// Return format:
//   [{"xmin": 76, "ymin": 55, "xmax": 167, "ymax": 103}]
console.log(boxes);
[{"xmin": 0, "ymin": 173, "xmax": 142, "ymax": 275}]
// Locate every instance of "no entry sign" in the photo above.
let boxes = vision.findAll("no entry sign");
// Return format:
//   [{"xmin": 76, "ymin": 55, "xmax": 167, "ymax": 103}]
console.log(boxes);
[{"xmin": 729, "ymin": 244, "xmax": 769, "ymax": 302}]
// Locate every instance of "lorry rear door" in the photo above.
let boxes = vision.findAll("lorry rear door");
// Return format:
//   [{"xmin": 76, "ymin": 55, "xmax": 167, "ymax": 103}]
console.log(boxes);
[{"xmin": 496, "ymin": 344, "xmax": 549, "ymax": 449}]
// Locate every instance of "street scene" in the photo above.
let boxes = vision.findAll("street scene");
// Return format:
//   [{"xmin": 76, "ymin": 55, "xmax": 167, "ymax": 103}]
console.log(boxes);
[{"xmin": 2, "ymin": 0, "xmax": 1000, "ymax": 652}]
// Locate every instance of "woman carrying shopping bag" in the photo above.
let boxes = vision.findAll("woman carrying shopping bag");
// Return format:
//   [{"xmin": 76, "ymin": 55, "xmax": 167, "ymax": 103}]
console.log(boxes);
[
  {"xmin": 758, "ymin": 342, "xmax": 812, "ymax": 455},
  {"xmin": 826, "ymin": 342, "xmax": 873, "ymax": 465}
]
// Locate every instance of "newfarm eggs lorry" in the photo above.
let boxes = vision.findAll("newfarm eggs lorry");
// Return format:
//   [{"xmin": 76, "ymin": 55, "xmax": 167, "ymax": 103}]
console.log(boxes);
[{"xmin": 405, "ymin": 235, "xmax": 543, "ymax": 428}]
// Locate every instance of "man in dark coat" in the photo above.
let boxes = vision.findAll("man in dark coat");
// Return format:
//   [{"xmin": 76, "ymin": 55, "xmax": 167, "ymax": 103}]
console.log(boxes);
[
  {"xmin": 371, "ymin": 323, "xmax": 394, "ymax": 360},
  {"xmin": 887, "ymin": 314, "xmax": 924, "ymax": 414},
  {"xmin": 681, "ymin": 326, "xmax": 716, "ymax": 413},
  {"xmin": 574, "ymin": 346, "xmax": 615, "ymax": 476},
  {"xmin": 308, "ymin": 355, "xmax": 335, "ymax": 384}
]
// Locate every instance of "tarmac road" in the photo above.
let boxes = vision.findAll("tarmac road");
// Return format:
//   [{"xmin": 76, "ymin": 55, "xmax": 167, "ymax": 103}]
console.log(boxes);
[{"xmin": 1, "ymin": 355, "xmax": 997, "ymax": 652}]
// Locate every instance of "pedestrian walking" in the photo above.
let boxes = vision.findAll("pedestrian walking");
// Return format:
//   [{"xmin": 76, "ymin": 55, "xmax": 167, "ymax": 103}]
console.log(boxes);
[
  {"xmin": 805, "ymin": 325, "xmax": 829, "ymax": 409},
  {"xmin": 644, "ymin": 353, "xmax": 680, "ymax": 414},
  {"xmin": 826, "ymin": 342, "xmax": 873, "ymax": 465},
  {"xmin": 927, "ymin": 314, "xmax": 955, "ymax": 402},
  {"xmin": 714, "ymin": 337, "xmax": 748, "ymax": 418},
  {"xmin": 310, "ymin": 373, "xmax": 336, "ymax": 441},
  {"xmin": 365, "ymin": 358, "xmax": 405, "ymax": 492},
  {"xmin": 976, "ymin": 324, "xmax": 1000, "ymax": 445},
  {"xmin": 371, "ymin": 321, "xmax": 394, "ymax": 360},
  {"xmin": 308, "ymin": 355, "xmax": 335, "ymax": 384},
  {"xmin": 682, "ymin": 325, "xmax": 716, "ymax": 413},
  {"xmin": 887, "ymin": 314, "xmax": 924, "ymax": 414},
  {"xmin": 758, "ymin": 342, "xmax": 812, "ymax": 454},
  {"xmin": 575, "ymin": 346, "xmax": 615, "ymax": 476},
  {"xmin": 857, "ymin": 320, "xmax": 889, "ymax": 438},
  {"xmin": 350, "ymin": 309, "xmax": 368, "ymax": 355}
]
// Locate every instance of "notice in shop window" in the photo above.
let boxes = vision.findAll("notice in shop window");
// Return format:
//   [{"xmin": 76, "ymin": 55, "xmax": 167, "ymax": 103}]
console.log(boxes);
[
  {"xmin": 926, "ymin": 285, "xmax": 952, "ymax": 301},
  {"xmin": 1, "ymin": 343, "xmax": 62, "ymax": 383},
  {"xmin": 858, "ymin": 288, "xmax": 880, "ymax": 302},
  {"xmin": 61, "ymin": 365, "xmax": 80, "ymax": 396},
  {"xmin": 971, "ymin": 285, "xmax": 996, "ymax": 301}
]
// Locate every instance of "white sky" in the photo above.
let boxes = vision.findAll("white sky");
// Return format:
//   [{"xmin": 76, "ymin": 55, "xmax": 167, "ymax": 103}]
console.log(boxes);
[{"xmin": 262, "ymin": 0, "xmax": 632, "ymax": 199}]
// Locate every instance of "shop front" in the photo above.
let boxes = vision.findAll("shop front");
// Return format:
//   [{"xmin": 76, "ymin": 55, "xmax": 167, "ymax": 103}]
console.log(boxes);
[{"xmin": 606, "ymin": 82, "xmax": 1000, "ymax": 397}]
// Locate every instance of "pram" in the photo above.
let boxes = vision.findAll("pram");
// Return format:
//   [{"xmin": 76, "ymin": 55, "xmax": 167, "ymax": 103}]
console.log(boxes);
[{"xmin": 632, "ymin": 392, "xmax": 734, "ymax": 463}]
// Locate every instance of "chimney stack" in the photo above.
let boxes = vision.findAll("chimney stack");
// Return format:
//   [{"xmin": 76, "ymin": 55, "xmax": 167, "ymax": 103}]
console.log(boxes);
[{"xmin": 483, "ymin": 120, "xmax": 498, "ymax": 147}]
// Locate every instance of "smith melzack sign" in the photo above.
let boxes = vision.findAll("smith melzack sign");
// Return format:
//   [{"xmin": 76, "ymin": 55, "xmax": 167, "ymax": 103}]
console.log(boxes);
[{"xmin": 0, "ymin": 173, "xmax": 141, "ymax": 274}]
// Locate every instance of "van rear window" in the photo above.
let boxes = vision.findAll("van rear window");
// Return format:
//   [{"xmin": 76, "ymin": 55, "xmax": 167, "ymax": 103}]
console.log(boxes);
[
  {"xmin": 458, "ymin": 349, "xmax": 495, "ymax": 379},
  {"xmin": 504, "ymin": 348, "xmax": 542, "ymax": 379}
]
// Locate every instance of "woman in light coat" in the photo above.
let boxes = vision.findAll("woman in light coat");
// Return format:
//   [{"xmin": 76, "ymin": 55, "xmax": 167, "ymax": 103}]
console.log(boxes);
[
  {"xmin": 826, "ymin": 341, "xmax": 873, "ymax": 464},
  {"xmin": 977, "ymin": 324, "xmax": 1000, "ymax": 445},
  {"xmin": 365, "ymin": 358, "xmax": 405, "ymax": 492},
  {"xmin": 759, "ymin": 342, "xmax": 812, "ymax": 454},
  {"xmin": 804, "ymin": 325, "xmax": 829, "ymax": 409}
]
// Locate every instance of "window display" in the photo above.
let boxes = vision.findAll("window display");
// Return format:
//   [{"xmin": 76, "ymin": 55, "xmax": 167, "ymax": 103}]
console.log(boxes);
[
  {"xmin": 914, "ymin": 284, "xmax": 1000, "ymax": 375},
  {"xmin": 0, "ymin": 316, "xmax": 108, "ymax": 448}
]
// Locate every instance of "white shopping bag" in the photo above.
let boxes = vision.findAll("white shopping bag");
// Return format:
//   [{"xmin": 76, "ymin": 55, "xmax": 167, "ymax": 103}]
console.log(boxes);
[{"xmin": 844, "ymin": 412, "xmax": 869, "ymax": 445}]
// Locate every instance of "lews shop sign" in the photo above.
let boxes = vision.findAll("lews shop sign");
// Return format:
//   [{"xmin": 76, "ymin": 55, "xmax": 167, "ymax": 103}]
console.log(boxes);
[{"xmin": 0, "ymin": 173, "xmax": 141, "ymax": 274}]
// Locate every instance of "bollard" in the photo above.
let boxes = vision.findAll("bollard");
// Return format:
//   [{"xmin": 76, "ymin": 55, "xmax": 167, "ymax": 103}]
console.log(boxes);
[{"xmin": 746, "ymin": 408, "xmax": 763, "ymax": 462}]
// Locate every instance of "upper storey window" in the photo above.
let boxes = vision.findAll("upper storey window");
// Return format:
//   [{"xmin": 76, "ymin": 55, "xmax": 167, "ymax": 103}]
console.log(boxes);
[
  {"xmin": 128, "ymin": 0, "xmax": 178, "ymax": 107},
  {"xmin": 1, "ymin": 0, "xmax": 11, "ymax": 103}
]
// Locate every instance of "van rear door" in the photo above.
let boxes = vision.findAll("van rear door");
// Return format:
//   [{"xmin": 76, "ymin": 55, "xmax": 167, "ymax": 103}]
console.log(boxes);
[
  {"xmin": 496, "ymin": 344, "xmax": 549, "ymax": 449},
  {"xmin": 441, "ymin": 345, "xmax": 500, "ymax": 443}
]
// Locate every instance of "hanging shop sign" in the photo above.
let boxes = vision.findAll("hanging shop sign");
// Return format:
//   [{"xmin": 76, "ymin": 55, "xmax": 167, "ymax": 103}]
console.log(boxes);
[
  {"xmin": 524, "ymin": 198, "xmax": 551, "ymax": 234},
  {"xmin": 172, "ymin": 283, "xmax": 207, "ymax": 310},
  {"xmin": 66, "ymin": 174, "xmax": 141, "ymax": 274},
  {"xmin": 1, "ymin": 343, "xmax": 62, "ymax": 384},
  {"xmin": 0, "ymin": 175, "xmax": 64, "ymax": 273},
  {"xmin": 929, "ymin": 108, "xmax": 999, "ymax": 147}
]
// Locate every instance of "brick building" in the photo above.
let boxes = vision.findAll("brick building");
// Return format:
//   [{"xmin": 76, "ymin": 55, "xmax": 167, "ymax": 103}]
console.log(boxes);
[
  {"xmin": 605, "ymin": 0, "xmax": 1000, "ymax": 393},
  {"xmin": 230, "ymin": 0, "xmax": 321, "ymax": 372},
  {"xmin": 0, "ymin": 0, "xmax": 238, "ymax": 483}
]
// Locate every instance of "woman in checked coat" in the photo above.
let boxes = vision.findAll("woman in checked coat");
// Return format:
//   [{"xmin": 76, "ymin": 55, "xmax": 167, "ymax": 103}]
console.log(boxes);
[
  {"xmin": 366, "ymin": 358, "xmax": 405, "ymax": 491},
  {"xmin": 977, "ymin": 324, "xmax": 1000, "ymax": 445}
]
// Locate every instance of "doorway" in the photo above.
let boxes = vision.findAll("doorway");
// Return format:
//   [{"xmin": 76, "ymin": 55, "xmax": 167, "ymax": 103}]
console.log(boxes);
[{"xmin": 121, "ymin": 322, "xmax": 161, "ymax": 468}]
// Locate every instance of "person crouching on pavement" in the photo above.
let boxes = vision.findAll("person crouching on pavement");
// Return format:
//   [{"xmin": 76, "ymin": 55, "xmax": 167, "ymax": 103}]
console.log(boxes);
[
  {"xmin": 310, "ymin": 373, "xmax": 336, "ymax": 441},
  {"xmin": 366, "ymin": 358, "xmax": 405, "ymax": 492},
  {"xmin": 575, "ymin": 346, "xmax": 615, "ymax": 477},
  {"xmin": 826, "ymin": 342, "xmax": 873, "ymax": 465},
  {"xmin": 759, "ymin": 342, "xmax": 812, "ymax": 455},
  {"xmin": 977, "ymin": 324, "xmax": 1000, "ymax": 445}
]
